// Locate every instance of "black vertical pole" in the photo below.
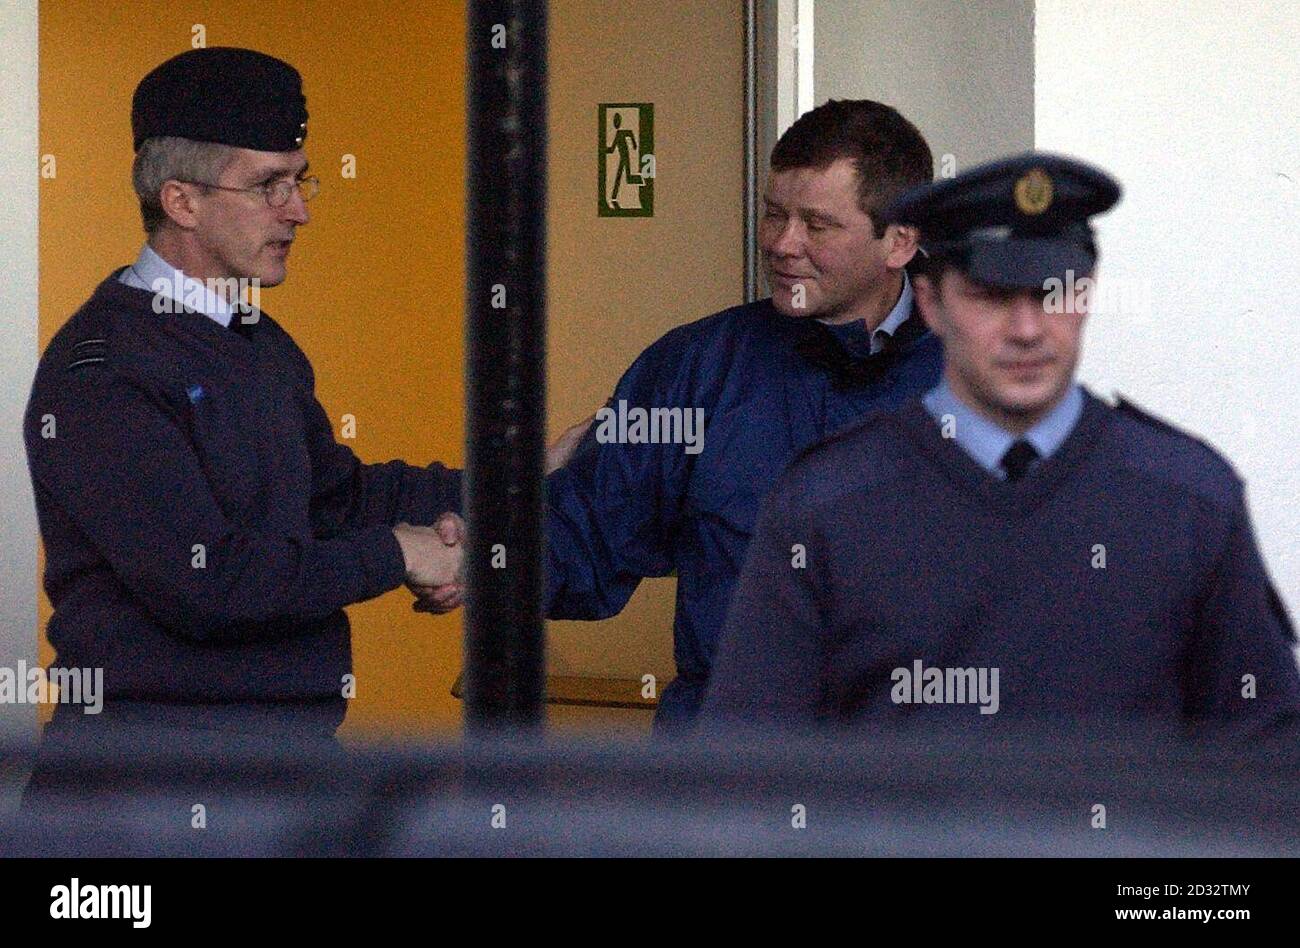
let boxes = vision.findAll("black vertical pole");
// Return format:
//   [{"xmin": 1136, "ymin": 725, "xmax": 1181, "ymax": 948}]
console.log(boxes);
[
  {"xmin": 743, "ymin": 0, "xmax": 758, "ymax": 303},
  {"xmin": 464, "ymin": 0, "xmax": 548, "ymax": 730}
]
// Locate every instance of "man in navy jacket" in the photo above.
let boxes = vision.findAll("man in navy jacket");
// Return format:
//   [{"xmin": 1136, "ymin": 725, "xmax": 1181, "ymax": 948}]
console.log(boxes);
[{"xmin": 534, "ymin": 101, "xmax": 944, "ymax": 730}]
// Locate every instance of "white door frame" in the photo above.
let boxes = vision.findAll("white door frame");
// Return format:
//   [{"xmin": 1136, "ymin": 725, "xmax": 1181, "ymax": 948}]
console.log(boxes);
[{"xmin": 0, "ymin": 0, "xmax": 41, "ymax": 740}]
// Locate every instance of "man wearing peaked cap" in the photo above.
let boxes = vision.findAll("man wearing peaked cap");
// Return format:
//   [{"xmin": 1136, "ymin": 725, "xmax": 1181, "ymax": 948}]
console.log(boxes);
[
  {"xmin": 896, "ymin": 152, "xmax": 1121, "ymax": 452},
  {"xmin": 21, "ymin": 47, "xmax": 469, "ymax": 802},
  {"xmin": 886, "ymin": 152, "xmax": 1121, "ymax": 290},
  {"xmin": 701, "ymin": 151, "xmax": 1300, "ymax": 737}
]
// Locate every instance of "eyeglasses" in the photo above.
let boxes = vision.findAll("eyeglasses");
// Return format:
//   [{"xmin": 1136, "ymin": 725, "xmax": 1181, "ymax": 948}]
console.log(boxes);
[{"xmin": 178, "ymin": 175, "xmax": 320, "ymax": 208}]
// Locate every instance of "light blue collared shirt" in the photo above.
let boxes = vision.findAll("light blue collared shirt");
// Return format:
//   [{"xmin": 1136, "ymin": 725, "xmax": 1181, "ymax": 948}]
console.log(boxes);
[
  {"xmin": 118, "ymin": 244, "xmax": 238, "ymax": 328},
  {"xmin": 923, "ymin": 378, "xmax": 1084, "ymax": 479},
  {"xmin": 819, "ymin": 269, "xmax": 914, "ymax": 357}
]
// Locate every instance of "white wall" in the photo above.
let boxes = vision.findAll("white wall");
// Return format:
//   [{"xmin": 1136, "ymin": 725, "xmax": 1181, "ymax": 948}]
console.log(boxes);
[
  {"xmin": 0, "ymin": 0, "xmax": 40, "ymax": 741},
  {"xmin": 810, "ymin": 0, "xmax": 1298, "ymax": 611},
  {"xmin": 815, "ymin": 0, "xmax": 1035, "ymax": 171},
  {"xmin": 1036, "ymin": 0, "xmax": 1300, "ymax": 610}
]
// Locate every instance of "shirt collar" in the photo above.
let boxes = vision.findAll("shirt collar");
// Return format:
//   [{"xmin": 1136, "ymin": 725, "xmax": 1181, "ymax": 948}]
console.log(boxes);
[
  {"xmin": 118, "ymin": 244, "xmax": 236, "ymax": 328},
  {"xmin": 817, "ymin": 269, "xmax": 913, "ymax": 357},
  {"xmin": 923, "ymin": 378, "xmax": 1084, "ymax": 477},
  {"xmin": 871, "ymin": 268, "xmax": 913, "ymax": 352}
]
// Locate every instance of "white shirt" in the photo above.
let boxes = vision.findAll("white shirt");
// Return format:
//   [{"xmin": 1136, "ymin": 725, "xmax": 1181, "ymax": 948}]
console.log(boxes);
[{"xmin": 118, "ymin": 243, "xmax": 239, "ymax": 329}]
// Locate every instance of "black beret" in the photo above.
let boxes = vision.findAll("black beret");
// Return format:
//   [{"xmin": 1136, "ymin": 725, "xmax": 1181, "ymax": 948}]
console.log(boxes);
[
  {"xmin": 131, "ymin": 47, "xmax": 308, "ymax": 153},
  {"xmin": 882, "ymin": 152, "xmax": 1121, "ymax": 288}
]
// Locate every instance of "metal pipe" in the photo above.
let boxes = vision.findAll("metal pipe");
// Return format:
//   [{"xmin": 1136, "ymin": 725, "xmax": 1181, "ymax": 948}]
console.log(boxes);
[
  {"xmin": 743, "ymin": 0, "xmax": 759, "ymax": 302},
  {"xmin": 464, "ymin": 0, "xmax": 548, "ymax": 730}
]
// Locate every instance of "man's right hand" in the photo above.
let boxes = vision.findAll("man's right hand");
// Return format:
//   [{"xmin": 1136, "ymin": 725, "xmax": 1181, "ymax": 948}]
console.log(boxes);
[{"xmin": 393, "ymin": 522, "xmax": 465, "ymax": 588}]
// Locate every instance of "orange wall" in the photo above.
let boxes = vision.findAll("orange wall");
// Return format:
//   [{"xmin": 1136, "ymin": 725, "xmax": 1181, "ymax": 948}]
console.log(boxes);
[
  {"xmin": 545, "ymin": 0, "xmax": 743, "ymax": 727},
  {"xmin": 38, "ymin": 0, "xmax": 467, "ymax": 737},
  {"xmin": 37, "ymin": 0, "xmax": 744, "ymax": 738}
]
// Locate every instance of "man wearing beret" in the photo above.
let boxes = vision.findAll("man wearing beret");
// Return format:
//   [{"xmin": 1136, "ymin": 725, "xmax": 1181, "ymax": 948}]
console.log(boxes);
[
  {"xmin": 21, "ymin": 47, "xmax": 466, "ymax": 792},
  {"xmin": 701, "ymin": 152, "xmax": 1300, "ymax": 734}
]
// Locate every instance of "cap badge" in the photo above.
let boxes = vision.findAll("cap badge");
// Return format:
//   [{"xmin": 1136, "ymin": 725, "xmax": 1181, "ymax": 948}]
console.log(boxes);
[{"xmin": 1014, "ymin": 168, "xmax": 1053, "ymax": 215}]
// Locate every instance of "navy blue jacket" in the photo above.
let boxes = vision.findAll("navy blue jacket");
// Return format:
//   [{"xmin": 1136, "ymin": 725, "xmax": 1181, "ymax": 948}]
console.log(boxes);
[
  {"xmin": 24, "ymin": 272, "xmax": 461, "ymax": 727},
  {"xmin": 544, "ymin": 298, "xmax": 943, "ymax": 727},
  {"xmin": 701, "ymin": 392, "xmax": 1300, "ymax": 734}
]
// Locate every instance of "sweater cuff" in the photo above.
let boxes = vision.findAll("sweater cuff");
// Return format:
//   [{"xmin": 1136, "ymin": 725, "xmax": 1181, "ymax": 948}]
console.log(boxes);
[
  {"xmin": 440, "ymin": 466, "xmax": 465, "ymax": 516},
  {"xmin": 360, "ymin": 523, "xmax": 408, "ymax": 598}
]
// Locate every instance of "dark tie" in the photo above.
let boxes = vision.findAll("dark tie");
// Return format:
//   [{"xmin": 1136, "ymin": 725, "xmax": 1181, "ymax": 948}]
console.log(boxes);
[
  {"xmin": 229, "ymin": 306, "xmax": 257, "ymax": 339},
  {"xmin": 1000, "ymin": 439, "xmax": 1039, "ymax": 482}
]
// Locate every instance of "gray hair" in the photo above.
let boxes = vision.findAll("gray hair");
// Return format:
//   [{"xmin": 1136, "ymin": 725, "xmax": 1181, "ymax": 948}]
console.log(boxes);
[{"xmin": 132, "ymin": 136, "xmax": 237, "ymax": 235}]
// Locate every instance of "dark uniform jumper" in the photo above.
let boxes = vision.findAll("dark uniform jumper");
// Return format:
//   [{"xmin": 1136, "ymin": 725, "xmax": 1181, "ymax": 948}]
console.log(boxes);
[
  {"xmin": 25, "ymin": 272, "xmax": 460, "ymax": 732},
  {"xmin": 700, "ymin": 152, "xmax": 1300, "ymax": 735},
  {"xmin": 701, "ymin": 391, "xmax": 1300, "ymax": 732}
]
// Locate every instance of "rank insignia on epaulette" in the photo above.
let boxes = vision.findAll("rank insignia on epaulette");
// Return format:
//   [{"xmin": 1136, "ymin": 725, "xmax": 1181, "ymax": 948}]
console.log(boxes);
[{"xmin": 65, "ymin": 338, "xmax": 107, "ymax": 372}]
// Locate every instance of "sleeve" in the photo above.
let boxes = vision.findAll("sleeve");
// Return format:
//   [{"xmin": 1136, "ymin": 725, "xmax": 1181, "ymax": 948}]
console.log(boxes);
[
  {"xmin": 698, "ymin": 479, "xmax": 828, "ymax": 726},
  {"xmin": 27, "ymin": 373, "xmax": 408, "ymax": 644},
  {"xmin": 1184, "ymin": 489, "xmax": 1300, "ymax": 735},
  {"xmin": 543, "ymin": 330, "xmax": 698, "ymax": 620},
  {"xmin": 302, "ymin": 387, "xmax": 463, "ymax": 536}
]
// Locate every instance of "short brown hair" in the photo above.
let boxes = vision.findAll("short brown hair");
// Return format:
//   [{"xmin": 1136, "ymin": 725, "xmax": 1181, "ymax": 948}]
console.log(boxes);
[{"xmin": 770, "ymin": 99, "xmax": 933, "ymax": 237}]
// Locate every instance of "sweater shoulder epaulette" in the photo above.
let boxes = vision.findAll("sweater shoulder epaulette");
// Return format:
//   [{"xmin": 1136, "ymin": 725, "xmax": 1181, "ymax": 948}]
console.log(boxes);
[
  {"xmin": 1114, "ymin": 396, "xmax": 1185, "ymax": 436},
  {"xmin": 44, "ymin": 297, "xmax": 121, "ymax": 378},
  {"xmin": 1112, "ymin": 394, "xmax": 1223, "ymax": 458},
  {"xmin": 1109, "ymin": 394, "xmax": 1241, "ymax": 509},
  {"xmin": 63, "ymin": 336, "xmax": 110, "ymax": 374}
]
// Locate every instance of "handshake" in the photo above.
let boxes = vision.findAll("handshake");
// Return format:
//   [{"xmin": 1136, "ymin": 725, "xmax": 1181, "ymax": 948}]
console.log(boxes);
[
  {"xmin": 392, "ymin": 513, "xmax": 467, "ymax": 614},
  {"xmin": 388, "ymin": 413, "xmax": 596, "ymax": 616}
]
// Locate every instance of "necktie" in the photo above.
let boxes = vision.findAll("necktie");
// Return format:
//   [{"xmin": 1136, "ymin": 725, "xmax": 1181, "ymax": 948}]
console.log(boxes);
[
  {"xmin": 1000, "ymin": 439, "xmax": 1039, "ymax": 482},
  {"xmin": 229, "ymin": 305, "xmax": 258, "ymax": 339}
]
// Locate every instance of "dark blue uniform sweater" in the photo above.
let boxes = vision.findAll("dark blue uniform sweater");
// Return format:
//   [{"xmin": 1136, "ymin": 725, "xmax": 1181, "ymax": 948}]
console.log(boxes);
[
  {"xmin": 24, "ymin": 271, "xmax": 461, "ymax": 730},
  {"xmin": 701, "ymin": 391, "xmax": 1300, "ymax": 734}
]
